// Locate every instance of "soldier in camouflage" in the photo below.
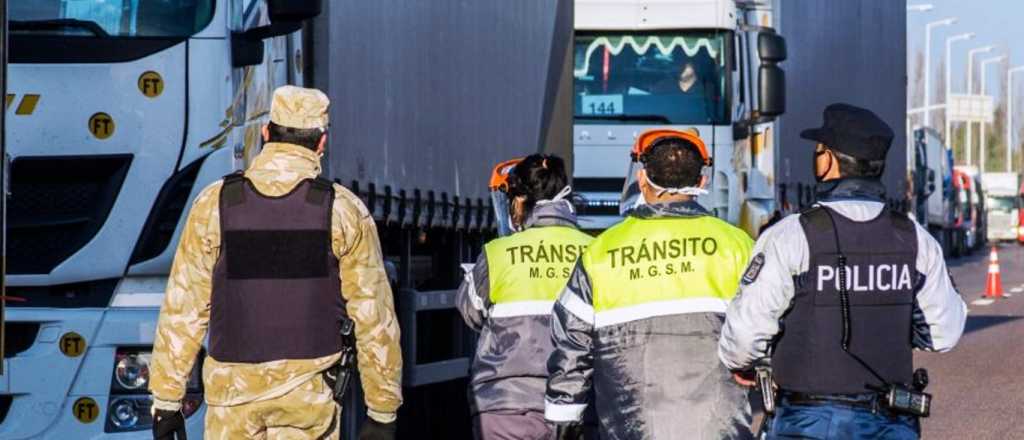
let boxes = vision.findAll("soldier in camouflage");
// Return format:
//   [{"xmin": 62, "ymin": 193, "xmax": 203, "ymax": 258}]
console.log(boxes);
[{"xmin": 149, "ymin": 85, "xmax": 403, "ymax": 440}]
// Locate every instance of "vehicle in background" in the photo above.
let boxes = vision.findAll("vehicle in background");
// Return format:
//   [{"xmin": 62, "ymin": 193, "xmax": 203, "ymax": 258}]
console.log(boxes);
[
  {"xmin": 571, "ymin": 0, "xmax": 787, "ymax": 235},
  {"xmin": 313, "ymin": 1, "xmax": 573, "ymax": 437},
  {"xmin": 982, "ymin": 172, "xmax": 1021, "ymax": 242},
  {"xmin": 952, "ymin": 168, "xmax": 977, "ymax": 256},
  {"xmin": 957, "ymin": 167, "xmax": 987, "ymax": 252},
  {"xmin": 912, "ymin": 127, "xmax": 959, "ymax": 256},
  {"xmin": 2, "ymin": 1, "xmax": 318, "ymax": 438}
]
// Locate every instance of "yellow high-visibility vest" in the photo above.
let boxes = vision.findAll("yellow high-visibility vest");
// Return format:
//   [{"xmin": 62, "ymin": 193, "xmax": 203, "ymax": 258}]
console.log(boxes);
[
  {"xmin": 484, "ymin": 226, "xmax": 594, "ymax": 317},
  {"xmin": 583, "ymin": 215, "xmax": 753, "ymax": 327}
]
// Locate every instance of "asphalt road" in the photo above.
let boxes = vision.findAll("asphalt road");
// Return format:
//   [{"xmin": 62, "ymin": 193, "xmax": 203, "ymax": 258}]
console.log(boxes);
[{"xmin": 916, "ymin": 241, "xmax": 1024, "ymax": 439}]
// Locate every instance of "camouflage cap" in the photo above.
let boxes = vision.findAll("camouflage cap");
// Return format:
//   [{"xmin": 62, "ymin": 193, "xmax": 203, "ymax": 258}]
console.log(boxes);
[{"xmin": 270, "ymin": 85, "xmax": 330, "ymax": 130}]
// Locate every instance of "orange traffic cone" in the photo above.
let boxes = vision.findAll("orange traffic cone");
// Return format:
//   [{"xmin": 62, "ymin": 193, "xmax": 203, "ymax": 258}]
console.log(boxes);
[{"xmin": 984, "ymin": 246, "xmax": 1004, "ymax": 299}]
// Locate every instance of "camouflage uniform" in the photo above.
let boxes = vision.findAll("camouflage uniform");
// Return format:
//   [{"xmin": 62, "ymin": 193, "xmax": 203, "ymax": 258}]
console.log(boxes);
[{"xmin": 150, "ymin": 86, "xmax": 402, "ymax": 439}]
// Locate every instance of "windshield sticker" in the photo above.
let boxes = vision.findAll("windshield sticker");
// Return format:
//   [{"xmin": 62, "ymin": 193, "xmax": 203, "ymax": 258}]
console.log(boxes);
[
  {"xmin": 581, "ymin": 94, "xmax": 623, "ymax": 115},
  {"xmin": 575, "ymin": 36, "xmax": 721, "ymax": 78}
]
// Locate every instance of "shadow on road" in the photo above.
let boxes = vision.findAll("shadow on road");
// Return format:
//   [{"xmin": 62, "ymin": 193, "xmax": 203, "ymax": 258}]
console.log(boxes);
[{"xmin": 963, "ymin": 315, "xmax": 1023, "ymax": 335}]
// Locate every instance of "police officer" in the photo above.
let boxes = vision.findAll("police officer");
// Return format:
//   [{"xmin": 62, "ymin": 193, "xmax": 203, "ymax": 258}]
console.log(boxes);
[
  {"xmin": 545, "ymin": 129, "xmax": 754, "ymax": 439},
  {"xmin": 719, "ymin": 103, "xmax": 968, "ymax": 439},
  {"xmin": 149, "ymin": 86, "xmax": 403, "ymax": 440},
  {"xmin": 457, "ymin": 154, "xmax": 593, "ymax": 440}
]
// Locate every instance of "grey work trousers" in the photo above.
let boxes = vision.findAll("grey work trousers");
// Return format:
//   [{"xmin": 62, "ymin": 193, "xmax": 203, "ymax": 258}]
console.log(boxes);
[{"xmin": 473, "ymin": 410, "xmax": 555, "ymax": 440}]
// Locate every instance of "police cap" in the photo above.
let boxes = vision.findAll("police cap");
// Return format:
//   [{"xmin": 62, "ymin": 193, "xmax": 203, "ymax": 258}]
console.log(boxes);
[{"xmin": 800, "ymin": 103, "xmax": 894, "ymax": 161}]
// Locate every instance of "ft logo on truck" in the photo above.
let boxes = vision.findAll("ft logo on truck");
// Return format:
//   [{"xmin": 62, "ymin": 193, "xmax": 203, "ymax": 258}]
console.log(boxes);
[
  {"xmin": 138, "ymin": 71, "xmax": 164, "ymax": 98},
  {"xmin": 88, "ymin": 112, "xmax": 115, "ymax": 139},
  {"xmin": 72, "ymin": 397, "xmax": 99, "ymax": 423},
  {"xmin": 59, "ymin": 332, "xmax": 86, "ymax": 357}
]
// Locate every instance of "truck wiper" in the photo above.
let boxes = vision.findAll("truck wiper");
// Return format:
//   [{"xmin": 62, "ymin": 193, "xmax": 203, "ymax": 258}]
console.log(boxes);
[
  {"xmin": 574, "ymin": 114, "xmax": 671, "ymax": 123},
  {"xmin": 10, "ymin": 19, "xmax": 111, "ymax": 37}
]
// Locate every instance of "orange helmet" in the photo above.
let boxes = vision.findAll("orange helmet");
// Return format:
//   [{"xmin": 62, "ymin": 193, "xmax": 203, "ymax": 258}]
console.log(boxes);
[
  {"xmin": 489, "ymin": 157, "xmax": 524, "ymax": 192},
  {"xmin": 632, "ymin": 128, "xmax": 712, "ymax": 166}
]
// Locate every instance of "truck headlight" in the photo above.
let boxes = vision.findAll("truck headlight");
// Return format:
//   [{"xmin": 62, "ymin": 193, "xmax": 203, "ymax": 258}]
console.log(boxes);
[
  {"xmin": 105, "ymin": 348, "xmax": 204, "ymax": 433},
  {"xmin": 114, "ymin": 352, "xmax": 151, "ymax": 390},
  {"xmin": 109, "ymin": 397, "xmax": 147, "ymax": 429}
]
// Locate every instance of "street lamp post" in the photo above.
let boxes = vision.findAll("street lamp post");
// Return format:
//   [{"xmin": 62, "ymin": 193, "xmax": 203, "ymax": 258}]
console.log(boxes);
[
  {"xmin": 945, "ymin": 33, "xmax": 974, "ymax": 143},
  {"xmin": 1007, "ymin": 66, "xmax": 1024, "ymax": 172},
  {"xmin": 966, "ymin": 45, "xmax": 996, "ymax": 166},
  {"xmin": 980, "ymin": 55, "xmax": 1007, "ymax": 173},
  {"xmin": 924, "ymin": 18, "xmax": 957, "ymax": 127}
]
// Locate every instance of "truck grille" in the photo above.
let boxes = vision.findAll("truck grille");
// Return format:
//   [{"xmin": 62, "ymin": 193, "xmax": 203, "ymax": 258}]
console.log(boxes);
[{"xmin": 8, "ymin": 155, "xmax": 132, "ymax": 274}]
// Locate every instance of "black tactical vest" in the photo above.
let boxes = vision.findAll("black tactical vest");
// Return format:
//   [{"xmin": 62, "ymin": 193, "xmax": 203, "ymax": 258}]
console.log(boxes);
[
  {"xmin": 208, "ymin": 172, "xmax": 345, "ymax": 363},
  {"xmin": 773, "ymin": 206, "xmax": 918, "ymax": 395}
]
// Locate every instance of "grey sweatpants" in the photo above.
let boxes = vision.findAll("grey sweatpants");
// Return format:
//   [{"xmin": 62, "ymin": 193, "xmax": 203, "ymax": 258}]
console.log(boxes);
[{"xmin": 473, "ymin": 410, "xmax": 555, "ymax": 440}]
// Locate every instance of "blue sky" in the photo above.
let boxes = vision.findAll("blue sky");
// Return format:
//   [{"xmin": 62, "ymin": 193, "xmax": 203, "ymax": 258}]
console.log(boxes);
[{"xmin": 907, "ymin": 0, "xmax": 1024, "ymax": 107}]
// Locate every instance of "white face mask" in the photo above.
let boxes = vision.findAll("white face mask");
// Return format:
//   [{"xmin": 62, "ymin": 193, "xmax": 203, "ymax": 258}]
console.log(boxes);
[{"xmin": 535, "ymin": 186, "xmax": 575, "ymax": 213}]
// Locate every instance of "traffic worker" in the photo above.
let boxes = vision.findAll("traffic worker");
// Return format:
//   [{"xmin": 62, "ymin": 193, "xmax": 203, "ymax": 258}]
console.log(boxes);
[
  {"xmin": 149, "ymin": 86, "xmax": 403, "ymax": 440},
  {"xmin": 457, "ymin": 154, "xmax": 594, "ymax": 440},
  {"xmin": 719, "ymin": 103, "xmax": 968, "ymax": 439},
  {"xmin": 545, "ymin": 129, "xmax": 754, "ymax": 439}
]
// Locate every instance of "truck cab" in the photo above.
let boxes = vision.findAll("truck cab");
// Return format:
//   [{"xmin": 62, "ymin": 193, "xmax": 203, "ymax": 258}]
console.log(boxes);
[
  {"xmin": 913, "ymin": 127, "xmax": 958, "ymax": 256},
  {"xmin": 1, "ymin": 1, "xmax": 317, "ymax": 437},
  {"xmin": 982, "ymin": 172, "xmax": 1021, "ymax": 243},
  {"xmin": 571, "ymin": 0, "xmax": 786, "ymax": 235}
]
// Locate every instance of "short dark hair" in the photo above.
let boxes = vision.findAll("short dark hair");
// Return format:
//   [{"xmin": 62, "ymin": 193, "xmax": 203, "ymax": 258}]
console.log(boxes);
[
  {"xmin": 642, "ymin": 139, "xmax": 704, "ymax": 188},
  {"xmin": 507, "ymin": 154, "xmax": 569, "ymax": 213},
  {"xmin": 831, "ymin": 148, "xmax": 885, "ymax": 178},
  {"xmin": 266, "ymin": 121, "xmax": 325, "ymax": 151}
]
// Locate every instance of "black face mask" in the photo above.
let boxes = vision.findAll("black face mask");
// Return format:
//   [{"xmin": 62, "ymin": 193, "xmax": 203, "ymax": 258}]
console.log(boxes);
[{"xmin": 814, "ymin": 149, "xmax": 833, "ymax": 182}]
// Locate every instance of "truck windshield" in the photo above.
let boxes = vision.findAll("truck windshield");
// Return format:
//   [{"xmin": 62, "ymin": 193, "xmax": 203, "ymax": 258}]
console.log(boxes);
[
  {"xmin": 10, "ymin": 0, "xmax": 214, "ymax": 38},
  {"xmin": 574, "ymin": 32, "xmax": 729, "ymax": 125},
  {"xmin": 986, "ymin": 196, "xmax": 1018, "ymax": 213}
]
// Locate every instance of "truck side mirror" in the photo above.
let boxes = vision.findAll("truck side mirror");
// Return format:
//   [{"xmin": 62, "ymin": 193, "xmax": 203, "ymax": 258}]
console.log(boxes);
[
  {"xmin": 758, "ymin": 65, "xmax": 785, "ymax": 117},
  {"xmin": 232, "ymin": 0, "xmax": 323, "ymax": 67},
  {"xmin": 756, "ymin": 32, "xmax": 786, "ymax": 118},
  {"xmin": 268, "ymin": 0, "xmax": 323, "ymax": 23},
  {"xmin": 758, "ymin": 32, "xmax": 787, "ymax": 62}
]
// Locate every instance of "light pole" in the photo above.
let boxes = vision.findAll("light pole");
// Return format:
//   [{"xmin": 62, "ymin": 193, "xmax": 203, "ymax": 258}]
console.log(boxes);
[
  {"xmin": 980, "ymin": 55, "xmax": 1007, "ymax": 173},
  {"xmin": 945, "ymin": 33, "xmax": 974, "ymax": 143},
  {"xmin": 924, "ymin": 18, "xmax": 957, "ymax": 126},
  {"xmin": 1007, "ymin": 66, "xmax": 1024, "ymax": 172},
  {"xmin": 966, "ymin": 45, "xmax": 996, "ymax": 165}
]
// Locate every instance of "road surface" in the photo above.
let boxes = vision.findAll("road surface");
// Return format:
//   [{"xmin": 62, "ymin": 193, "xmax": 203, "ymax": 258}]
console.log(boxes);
[{"xmin": 917, "ymin": 242, "xmax": 1024, "ymax": 439}]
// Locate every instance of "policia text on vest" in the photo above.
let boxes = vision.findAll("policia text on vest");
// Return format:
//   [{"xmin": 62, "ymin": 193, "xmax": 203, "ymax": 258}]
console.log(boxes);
[{"xmin": 816, "ymin": 264, "xmax": 914, "ymax": 292}]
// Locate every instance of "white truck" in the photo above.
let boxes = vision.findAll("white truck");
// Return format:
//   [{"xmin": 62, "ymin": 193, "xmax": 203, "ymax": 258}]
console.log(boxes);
[
  {"xmin": 1, "ymin": 1, "xmax": 317, "ymax": 438},
  {"xmin": 983, "ymin": 172, "xmax": 1022, "ymax": 242},
  {"xmin": 572, "ymin": 0, "xmax": 786, "ymax": 235},
  {"xmin": 912, "ymin": 127, "xmax": 959, "ymax": 256}
]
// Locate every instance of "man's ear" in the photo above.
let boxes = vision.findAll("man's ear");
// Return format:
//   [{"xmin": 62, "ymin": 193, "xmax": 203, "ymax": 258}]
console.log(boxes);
[
  {"xmin": 697, "ymin": 174, "xmax": 709, "ymax": 189},
  {"xmin": 637, "ymin": 168, "xmax": 649, "ymax": 191},
  {"xmin": 316, "ymin": 132, "xmax": 327, "ymax": 155},
  {"xmin": 261, "ymin": 124, "xmax": 270, "ymax": 142}
]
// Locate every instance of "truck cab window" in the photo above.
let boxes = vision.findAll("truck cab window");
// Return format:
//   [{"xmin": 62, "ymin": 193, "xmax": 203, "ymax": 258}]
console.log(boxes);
[
  {"xmin": 573, "ymin": 32, "xmax": 729, "ymax": 125},
  {"xmin": 10, "ymin": 0, "xmax": 215, "ymax": 38}
]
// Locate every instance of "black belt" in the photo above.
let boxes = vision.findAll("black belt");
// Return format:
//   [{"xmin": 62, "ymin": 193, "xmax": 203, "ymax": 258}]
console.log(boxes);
[{"xmin": 781, "ymin": 391, "xmax": 881, "ymax": 411}]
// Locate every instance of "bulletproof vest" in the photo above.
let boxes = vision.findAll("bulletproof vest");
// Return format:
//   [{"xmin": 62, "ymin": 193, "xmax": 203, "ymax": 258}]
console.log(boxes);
[
  {"xmin": 773, "ymin": 206, "xmax": 918, "ymax": 395},
  {"xmin": 208, "ymin": 172, "xmax": 345, "ymax": 363}
]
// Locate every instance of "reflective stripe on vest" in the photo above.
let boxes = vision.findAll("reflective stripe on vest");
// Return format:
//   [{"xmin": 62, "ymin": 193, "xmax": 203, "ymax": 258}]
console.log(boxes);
[
  {"xmin": 584, "ymin": 216, "xmax": 753, "ymax": 327},
  {"xmin": 485, "ymin": 226, "xmax": 593, "ymax": 317}
]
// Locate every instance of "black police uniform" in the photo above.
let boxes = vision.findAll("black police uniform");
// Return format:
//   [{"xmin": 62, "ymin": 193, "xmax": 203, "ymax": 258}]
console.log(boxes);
[{"xmin": 718, "ymin": 103, "xmax": 968, "ymax": 439}]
